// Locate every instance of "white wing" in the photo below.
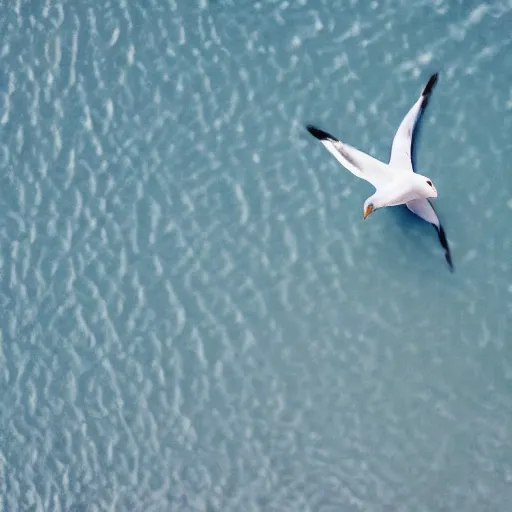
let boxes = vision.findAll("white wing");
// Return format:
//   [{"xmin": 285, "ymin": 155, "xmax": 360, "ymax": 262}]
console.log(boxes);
[
  {"xmin": 407, "ymin": 198, "xmax": 453, "ymax": 271},
  {"xmin": 406, "ymin": 198, "xmax": 439, "ymax": 226},
  {"xmin": 389, "ymin": 73, "xmax": 438, "ymax": 172},
  {"xmin": 307, "ymin": 125, "xmax": 396, "ymax": 189}
]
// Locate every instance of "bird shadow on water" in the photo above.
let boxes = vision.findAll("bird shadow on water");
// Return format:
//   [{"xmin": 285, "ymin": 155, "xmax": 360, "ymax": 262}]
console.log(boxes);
[{"xmin": 386, "ymin": 204, "xmax": 455, "ymax": 276}]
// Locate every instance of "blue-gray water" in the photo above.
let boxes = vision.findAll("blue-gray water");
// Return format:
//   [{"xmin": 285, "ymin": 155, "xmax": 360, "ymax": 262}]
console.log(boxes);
[{"xmin": 1, "ymin": 1, "xmax": 512, "ymax": 510}]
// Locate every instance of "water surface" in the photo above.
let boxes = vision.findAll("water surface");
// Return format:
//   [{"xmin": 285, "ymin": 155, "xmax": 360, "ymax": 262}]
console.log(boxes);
[{"xmin": 1, "ymin": 1, "xmax": 512, "ymax": 510}]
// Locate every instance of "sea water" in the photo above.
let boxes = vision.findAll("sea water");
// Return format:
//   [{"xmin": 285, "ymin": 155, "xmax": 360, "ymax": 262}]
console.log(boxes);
[{"xmin": 1, "ymin": 1, "xmax": 512, "ymax": 510}]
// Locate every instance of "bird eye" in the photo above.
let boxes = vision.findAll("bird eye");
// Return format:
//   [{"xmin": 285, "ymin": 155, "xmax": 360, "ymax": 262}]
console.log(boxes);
[{"xmin": 426, "ymin": 180, "xmax": 433, "ymax": 187}]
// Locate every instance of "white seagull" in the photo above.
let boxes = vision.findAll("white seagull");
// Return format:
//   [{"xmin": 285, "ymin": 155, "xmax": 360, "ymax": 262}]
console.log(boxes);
[{"xmin": 307, "ymin": 73, "xmax": 453, "ymax": 271}]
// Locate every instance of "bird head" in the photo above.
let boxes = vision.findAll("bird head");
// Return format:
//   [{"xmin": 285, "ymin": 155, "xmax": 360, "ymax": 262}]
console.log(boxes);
[{"xmin": 363, "ymin": 200, "xmax": 375, "ymax": 220}]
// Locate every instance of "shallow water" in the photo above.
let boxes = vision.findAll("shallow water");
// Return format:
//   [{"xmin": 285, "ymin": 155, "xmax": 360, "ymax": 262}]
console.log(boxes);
[{"xmin": 1, "ymin": 1, "xmax": 512, "ymax": 510}]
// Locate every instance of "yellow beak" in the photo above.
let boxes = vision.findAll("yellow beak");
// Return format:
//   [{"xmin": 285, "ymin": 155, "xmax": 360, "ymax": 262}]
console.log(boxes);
[{"xmin": 363, "ymin": 204, "xmax": 374, "ymax": 220}]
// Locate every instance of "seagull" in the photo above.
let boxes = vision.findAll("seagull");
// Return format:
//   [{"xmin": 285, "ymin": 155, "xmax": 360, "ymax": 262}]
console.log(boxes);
[{"xmin": 306, "ymin": 72, "xmax": 453, "ymax": 271}]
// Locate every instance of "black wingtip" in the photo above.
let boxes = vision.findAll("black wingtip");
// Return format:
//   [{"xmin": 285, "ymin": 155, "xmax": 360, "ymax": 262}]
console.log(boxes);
[
  {"xmin": 434, "ymin": 224, "xmax": 454, "ymax": 272},
  {"xmin": 306, "ymin": 125, "xmax": 336, "ymax": 141},
  {"xmin": 422, "ymin": 72, "xmax": 439, "ymax": 98}
]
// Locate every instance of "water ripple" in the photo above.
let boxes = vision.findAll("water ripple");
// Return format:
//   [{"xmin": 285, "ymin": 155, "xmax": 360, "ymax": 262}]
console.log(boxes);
[{"xmin": 1, "ymin": 0, "xmax": 512, "ymax": 510}]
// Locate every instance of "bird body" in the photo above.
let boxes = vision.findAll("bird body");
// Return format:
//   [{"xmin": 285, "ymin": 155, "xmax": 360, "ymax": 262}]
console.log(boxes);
[{"xmin": 306, "ymin": 73, "xmax": 453, "ymax": 270}]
